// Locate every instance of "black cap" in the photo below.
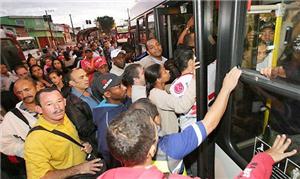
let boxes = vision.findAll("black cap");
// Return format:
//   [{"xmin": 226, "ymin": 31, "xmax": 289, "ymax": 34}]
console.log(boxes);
[
  {"xmin": 260, "ymin": 22, "xmax": 275, "ymax": 31},
  {"xmin": 95, "ymin": 73, "xmax": 122, "ymax": 94}
]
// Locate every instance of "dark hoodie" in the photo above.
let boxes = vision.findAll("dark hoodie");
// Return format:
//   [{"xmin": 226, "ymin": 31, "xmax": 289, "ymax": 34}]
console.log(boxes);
[{"xmin": 93, "ymin": 99, "xmax": 130, "ymax": 168}]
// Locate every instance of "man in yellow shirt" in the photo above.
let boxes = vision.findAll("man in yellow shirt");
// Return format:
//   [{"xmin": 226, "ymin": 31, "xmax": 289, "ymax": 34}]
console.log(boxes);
[{"xmin": 24, "ymin": 88, "xmax": 103, "ymax": 179}]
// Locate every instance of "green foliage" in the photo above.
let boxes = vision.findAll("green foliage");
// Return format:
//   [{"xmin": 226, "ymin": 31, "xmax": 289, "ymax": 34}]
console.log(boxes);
[{"xmin": 95, "ymin": 16, "xmax": 115, "ymax": 34}]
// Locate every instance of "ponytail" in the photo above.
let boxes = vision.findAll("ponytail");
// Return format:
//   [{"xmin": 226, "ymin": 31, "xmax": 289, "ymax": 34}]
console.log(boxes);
[{"xmin": 144, "ymin": 64, "xmax": 161, "ymax": 96}]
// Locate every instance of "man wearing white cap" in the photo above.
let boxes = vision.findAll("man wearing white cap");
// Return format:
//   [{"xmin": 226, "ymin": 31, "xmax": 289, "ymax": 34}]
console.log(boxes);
[{"xmin": 110, "ymin": 49, "xmax": 127, "ymax": 76}]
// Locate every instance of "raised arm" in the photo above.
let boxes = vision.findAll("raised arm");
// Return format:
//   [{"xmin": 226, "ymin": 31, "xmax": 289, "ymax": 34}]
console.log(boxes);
[
  {"xmin": 177, "ymin": 16, "xmax": 194, "ymax": 45},
  {"xmin": 202, "ymin": 67, "xmax": 241, "ymax": 135}
]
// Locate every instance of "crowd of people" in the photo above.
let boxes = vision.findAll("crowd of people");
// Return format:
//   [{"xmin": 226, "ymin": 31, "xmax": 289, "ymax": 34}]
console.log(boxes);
[{"xmin": 0, "ymin": 18, "xmax": 298, "ymax": 179}]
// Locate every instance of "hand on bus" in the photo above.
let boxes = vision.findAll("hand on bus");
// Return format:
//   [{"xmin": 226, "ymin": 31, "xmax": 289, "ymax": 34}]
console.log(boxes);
[
  {"xmin": 265, "ymin": 134, "xmax": 297, "ymax": 163},
  {"xmin": 260, "ymin": 66, "xmax": 286, "ymax": 79},
  {"xmin": 222, "ymin": 66, "xmax": 241, "ymax": 93}
]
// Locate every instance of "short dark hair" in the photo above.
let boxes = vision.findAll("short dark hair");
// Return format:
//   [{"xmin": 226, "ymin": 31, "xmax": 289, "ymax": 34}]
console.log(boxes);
[
  {"xmin": 173, "ymin": 46, "xmax": 194, "ymax": 72},
  {"xmin": 107, "ymin": 109, "xmax": 156, "ymax": 167},
  {"xmin": 129, "ymin": 98, "xmax": 158, "ymax": 119},
  {"xmin": 183, "ymin": 32, "xmax": 195, "ymax": 48},
  {"xmin": 122, "ymin": 64, "xmax": 142, "ymax": 86},
  {"xmin": 48, "ymin": 69, "xmax": 63, "ymax": 78},
  {"xmin": 14, "ymin": 65, "xmax": 27, "ymax": 72},
  {"xmin": 35, "ymin": 87, "xmax": 62, "ymax": 106},
  {"xmin": 145, "ymin": 63, "xmax": 161, "ymax": 96}
]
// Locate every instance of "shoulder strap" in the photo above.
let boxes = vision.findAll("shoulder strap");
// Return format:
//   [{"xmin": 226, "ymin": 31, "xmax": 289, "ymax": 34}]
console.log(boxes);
[
  {"xmin": 11, "ymin": 108, "xmax": 31, "ymax": 129},
  {"xmin": 27, "ymin": 126, "xmax": 84, "ymax": 148}
]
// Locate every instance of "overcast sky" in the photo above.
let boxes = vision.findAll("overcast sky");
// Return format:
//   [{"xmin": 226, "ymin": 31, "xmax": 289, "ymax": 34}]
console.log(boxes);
[{"xmin": 0, "ymin": 0, "xmax": 136, "ymax": 28}]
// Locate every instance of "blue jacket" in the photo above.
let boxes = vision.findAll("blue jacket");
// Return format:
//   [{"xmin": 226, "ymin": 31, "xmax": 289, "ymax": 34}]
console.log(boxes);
[
  {"xmin": 93, "ymin": 99, "xmax": 130, "ymax": 168},
  {"xmin": 154, "ymin": 121, "xmax": 207, "ymax": 174}
]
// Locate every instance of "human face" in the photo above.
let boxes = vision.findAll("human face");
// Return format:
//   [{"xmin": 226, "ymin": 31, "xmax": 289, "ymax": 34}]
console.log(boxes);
[
  {"xmin": 16, "ymin": 67, "xmax": 29, "ymax": 78},
  {"xmin": 36, "ymin": 81, "xmax": 46, "ymax": 92},
  {"xmin": 70, "ymin": 69, "xmax": 89, "ymax": 90},
  {"xmin": 53, "ymin": 60, "xmax": 62, "ymax": 70},
  {"xmin": 147, "ymin": 39, "xmax": 162, "ymax": 58},
  {"xmin": 107, "ymin": 83, "xmax": 127, "ymax": 101},
  {"xmin": 135, "ymin": 67, "xmax": 145, "ymax": 86},
  {"xmin": 38, "ymin": 90, "xmax": 66, "ymax": 123},
  {"xmin": 260, "ymin": 28, "xmax": 274, "ymax": 44},
  {"xmin": 14, "ymin": 80, "xmax": 37, "ymax": 104},
  {"xmin": 113, "ymin": 53, "xmax": 126, "ymax": 69},
  {"xmin": 257, "ymin": 44, "xmax": 267, "ymax": 63},
  {"xmin": 97, "ymin": 64, "xmax": 109, "ymax": 74},
  {"xmin": 28, "ymin": 57, "xmax": 37, "ymax": 66},
  {"xmin": 45, "ymin": 58, "xmax": 52, "ymax": 66},
  {"xmin": 0, "ymin": 64, "xmax": 8, "ymax": 75},
  {"xmin": 159, "ymin": 66, "xmax": 170, "ymax": 83},
  {"xmin": 31, "ymin": 66, "xmax": 43, "ymax": 78},
  {"xmin": 49, "ymin": 73, "xmax": 63, "ymax": 86},
  {"xmin": 104, "ymin": 41, "xmax": 111, "ymax": 49},
  {"xmin": 85, "ymin": 51, "xmax": 93, "ymax": 59}
]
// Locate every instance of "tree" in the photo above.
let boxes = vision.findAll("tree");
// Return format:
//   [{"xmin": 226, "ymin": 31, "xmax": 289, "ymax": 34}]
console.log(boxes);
[{"xmin": 95, "ymin": 16, "xmax": 115, "ymax": 35}]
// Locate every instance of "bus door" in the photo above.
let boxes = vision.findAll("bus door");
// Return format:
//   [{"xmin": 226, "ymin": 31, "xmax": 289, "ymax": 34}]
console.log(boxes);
[
  {"xmin": 153, "ymin": 1, "xmax": 193, "ymax": 59},
  {"xmin": 216, "ymin": 0, "xmax": 300, "ymax": 178},
  {"xmin": 193, "ymin": 0, "xmax": 218, "ymax": 178}
]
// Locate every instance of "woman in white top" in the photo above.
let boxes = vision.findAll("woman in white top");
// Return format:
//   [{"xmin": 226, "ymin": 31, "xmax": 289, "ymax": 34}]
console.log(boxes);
[{"xmin": 145, "ymin": 63, "xmax": 196, "ymax": 135}]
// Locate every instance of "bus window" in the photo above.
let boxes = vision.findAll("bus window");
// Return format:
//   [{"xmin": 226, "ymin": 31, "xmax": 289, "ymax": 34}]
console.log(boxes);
[
  {"xmin": 138, "ymin": 18, "xmax": 147, "ymax": 44},
  {"xmin": 137, "ymin": 17, "xmax": 147, "ymax": 53},
  {"xmin": 242, "ymin": 12, "xmax": 276, "ymax": 69},
  {"xmin": 231, "ymin": 1, "xmax": 300, "ymax": 178},
  {"xmin": 147, "ymin": 13, "xmax": 155, "ymax": 39},
  {"xmin": 17, "ymin": 37, "xmax": 40, "ymax": 59},
  {"xmin": 242, "ymin": 3, "xmax": 300, "ymax": 87}
]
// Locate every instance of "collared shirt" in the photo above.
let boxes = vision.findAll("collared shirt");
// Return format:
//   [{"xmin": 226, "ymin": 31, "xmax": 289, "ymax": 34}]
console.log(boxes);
[
  {"xmin": 24, "ymin": 115, "xmax": 86, "ymax": 179},
  {"xmin": 71, "ymin": 87, "xmax": 99, "ymax": 110},
  {"xmin": 19, "ymin": 102, "xmax": 38, "ymax": 118},
  {"xmin": 110, "ymin": 63, "xmax": 125, "ymax": 76},
  {"xmin": 138, "ymin": 55, "xmax": 168, "ymax": 68}
]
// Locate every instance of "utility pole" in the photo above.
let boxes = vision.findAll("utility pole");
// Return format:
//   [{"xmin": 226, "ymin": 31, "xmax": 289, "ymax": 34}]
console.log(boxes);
[
  {"xmin": 69, "ymin": 14, "xmax": 76, "ymax": 43},
  {"xmin": 45, "ymin": 10, "xmax": 55, "ymax": 47}
]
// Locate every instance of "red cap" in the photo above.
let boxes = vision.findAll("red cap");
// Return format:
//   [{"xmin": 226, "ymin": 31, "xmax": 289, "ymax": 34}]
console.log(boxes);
[{"xmin": 94, "ymin": 56, "xmax": 107, "ymax": 69}]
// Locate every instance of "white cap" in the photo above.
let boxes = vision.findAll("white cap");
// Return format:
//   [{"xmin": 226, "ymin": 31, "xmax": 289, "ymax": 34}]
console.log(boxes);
[{"xmin": 110, "ymin": 49, "xmax": 126, "ymax": 59}]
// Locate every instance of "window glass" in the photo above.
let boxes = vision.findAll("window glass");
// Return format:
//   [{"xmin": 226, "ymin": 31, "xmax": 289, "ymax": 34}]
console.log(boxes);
[
  {"xmin": 15, "ymin": 19, "xmax": 24, "ymax": 26},
  {"xmin": 138, "ymin": 18, "xmax": 146, "ymax": 44},
  {"xmin": 242, "ymin": 2, "xmax": 300, "ymax": 86},
  {"xmin": 233, "ymin": 1, "xmax": 300, "ymax": 177},
  {"xmin": 231, "ymin": 80, "xmax": 300, "ymax": 176},
  {"xmin": 147, "ymin": 13, "xmax": 155, "ymax": 39},
  {"xmin": 18, "ymin": 39, "xmax": 38, "ymax": 51}
]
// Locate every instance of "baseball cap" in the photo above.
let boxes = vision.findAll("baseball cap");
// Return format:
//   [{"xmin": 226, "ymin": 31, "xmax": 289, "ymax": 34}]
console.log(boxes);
[
  {"xmin": 94, "ymin": 56, "xmax": 107, "ymax": 68},
  {"xmin": 111, "ymin": 49, "xmax": 126, "ymax": 59},
  {"xmin": 260, "ymin": 22, "xmax": 275, "ymax": 31},
  {"xmin": 95, "ymin": 73, "xmax": 122, "ymax": 94}
]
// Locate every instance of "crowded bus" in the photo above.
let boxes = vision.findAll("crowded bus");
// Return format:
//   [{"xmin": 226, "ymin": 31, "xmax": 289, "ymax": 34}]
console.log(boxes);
[{"xmin": 1, "ymin": 0, "xmax": 300, "ymax": 179}]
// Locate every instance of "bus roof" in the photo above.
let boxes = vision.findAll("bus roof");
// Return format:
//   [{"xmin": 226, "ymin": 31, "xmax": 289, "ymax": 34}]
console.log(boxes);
[{"xmin": 129, "ymin": 0, "xmax": 165, "ymax": 20}]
